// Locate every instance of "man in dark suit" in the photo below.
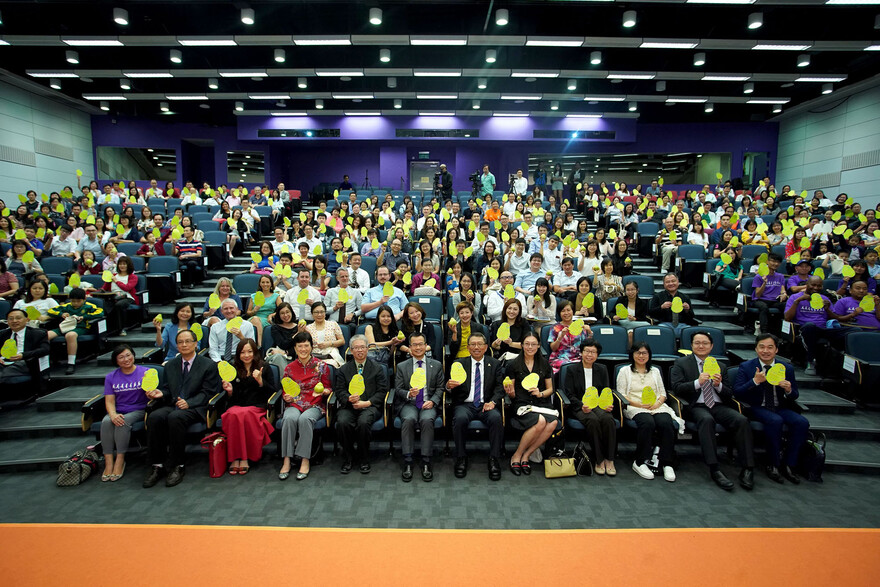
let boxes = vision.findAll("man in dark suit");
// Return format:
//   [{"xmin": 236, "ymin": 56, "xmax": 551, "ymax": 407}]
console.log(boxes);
[
  {"xmin": 734, "ymin": 333, "xmax": 809, "ymax": 484},
  {"xmin": 393, "ymin": 332, "xmax": 445, "ymax": 482},
  {"xmin": 0, "ymin": 309, "xmax": 50, "ymax": 397},
  {"xmin": 143, "ymin": 329, "xmax": 220, "ymax": 488},
  {"xmin": 561, "ymin": 338, "xmax": 617, "ymax": 475},
  {"xmin": 334, "ymin": 334, "xmax": 389, "ymax": 474},
  {"xmin": 648, "ymin": 273, "xmax": 699, "ymax": 338},
  {"xmin": 446, "ymin": 332, "xmax": 505, "ymax": 481},
  {"xmin": 671, "ymin": 330, "xmax": 755, "ymax": 491}
]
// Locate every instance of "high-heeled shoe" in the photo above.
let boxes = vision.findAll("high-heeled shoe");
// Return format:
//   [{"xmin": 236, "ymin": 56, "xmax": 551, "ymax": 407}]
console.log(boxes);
[
  {"xmin": 110, "ymin": 463, "xmax": 125, "ymax": 482},
  {"xmin": 509, "ymin": 461, "xmax": 522, "ymax": 476},
  {"xmin": 520, "ymin": 462, "xmax": 532, "ymax": 475},
  {"xmin": 278, "ymin": 470, "xmax": 290, "ymax": 481}
]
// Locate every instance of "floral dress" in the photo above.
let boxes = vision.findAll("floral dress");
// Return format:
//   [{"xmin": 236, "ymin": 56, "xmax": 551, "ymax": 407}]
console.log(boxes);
[{"xmin": 548, "ymin": 321, "xmax": 589, "ymax": 373}]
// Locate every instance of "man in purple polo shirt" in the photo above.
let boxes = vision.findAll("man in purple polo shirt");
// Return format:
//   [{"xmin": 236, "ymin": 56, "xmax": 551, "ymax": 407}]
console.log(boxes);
[
  {"xmin": 785, "ymin": 259, "xmax": 813, "ymax": 295},
  {"xmin": 752, "ymin": 252, "xmax": 788, "ymax": 336},
  {"xmin": 833, "ymin": 280, "xmax": 880, "ymax": 330},
  {"xmin": 784, "ymin": 276, "xmax": 848, "ymax": 375}
]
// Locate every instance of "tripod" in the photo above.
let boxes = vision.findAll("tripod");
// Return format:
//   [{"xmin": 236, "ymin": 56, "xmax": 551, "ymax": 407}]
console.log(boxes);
[{"xmin": 361, "ymin": 168, "xmax": 372, "ymax": 190}]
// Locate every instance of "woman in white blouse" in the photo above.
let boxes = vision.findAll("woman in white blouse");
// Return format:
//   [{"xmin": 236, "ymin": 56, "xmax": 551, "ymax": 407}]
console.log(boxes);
[
  {"xmin": 687, "ymin": 223, "xmax": 710, "ymax": 250},
  {"xmin": 14, "ymin": 279, "xmax": 59, "ymax": 322}
]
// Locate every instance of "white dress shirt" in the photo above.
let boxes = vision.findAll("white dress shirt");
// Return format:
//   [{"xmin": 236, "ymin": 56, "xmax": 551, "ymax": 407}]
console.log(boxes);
[{"xmin": 465, "ymin": 358, "xmax": 485, "ymax": 403}]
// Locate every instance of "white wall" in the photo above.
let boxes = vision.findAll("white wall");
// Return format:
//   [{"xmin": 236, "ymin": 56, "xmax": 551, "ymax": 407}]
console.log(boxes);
[
  {"xmin": 776, "ymin": 84, "xmax": 880, "ymax": 209},
  {"xmin": 0, "ymin": 79, "xmax": 94, "ymax": 207}
]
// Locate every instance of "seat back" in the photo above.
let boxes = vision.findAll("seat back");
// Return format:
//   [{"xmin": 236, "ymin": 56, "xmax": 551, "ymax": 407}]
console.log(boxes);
[
  {"xmin": 0, "ymin": 299, "xmax": 9, "ymax": 319},
  {"xmin": 539, "ymin": 323, "xmax": 557, "ymax": 356},
  {"xmin": 81, "ymin": 274, "xmax": 104, "ymax": 289},
  {"xmin": 409, "ymin": 296, "xmax": 442, "ymax": 323},
  {"xmin": 590, "ymin": 324, "xmax": 629, "ymax": 356},
  {"xmin": 359, "ymin": 256, "xmax": 378, "ymax": 286},
  {"xmin": 116, "ymin": 243, "xmax": 142, "ymax": 258},
  {"xmin": 192, "ymin": 213, "xmax": 216, "ymax": 228},
  {"xmin": 127, "ymin": 256, "xmax": 146, "ymax": 272},
  {"xmin": 232, "ymin": 274, "xmax": 262, "ymax": 295},
  {"xmin": 147, "ymin": 256, "xmax": 179, "ymax": 274},
  {"xmin": 679, "ymin": 326, "xmax": 727, "ymax": 358},
  {"xmin": 845, "ymin": 331, "xmax": 880, "ymax": 362},
  {"xmin": 677, "ymin": 244, "xmax": 706, "ymax": 261},
  {"xmin": 40, "ymin": 257, "xmax": 74, "ymax": 274},
  {"xmin": 741, "ymin": 245, "xmax": 767, "ymax": 261},
  {"xmin": 202, "ymin": 231, "xmax": 228, "ymax": 246},
  {"xmin": 632, "ymin": 325, "xmax": 677, "ymax": 357},
  {"xmin": 621, "ymin": 275, "xmax": 654, "ymax": 299},
  {"xmin": 740, "ymin": 275, "xmax": 756, "ymax": 298},
  {"xmin": 636, "ymin": 222, "xmax": 660, "ymax": 237}
]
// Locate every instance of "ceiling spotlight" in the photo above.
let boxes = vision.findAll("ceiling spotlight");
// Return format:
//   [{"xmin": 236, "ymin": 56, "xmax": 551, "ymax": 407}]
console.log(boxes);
[
  {"xmin": 49, "ymin": 78, "xmax": 61, "ymax": 90},
  {"xmin": 65, "ymin": 50, "xmax": 79, "ymax": 65},
  {"xmin": 628, "ymin": 101, "xmax": 638, "ymax": 112},
  {"xmin": 241, "ymin": 8, "xmax": 255, "ymax": 25},
  {"xmin": 100, "ymin": 101, "xmax": 110, "ymax": 111},
  {"xmin": 119, "ymin": 78, "xmax": 131, "ymax": 90},
  {"xmin": 656, "ymin": 80, "xmax": 666, "ymax": 92},
  {"xmin": 379, "ymin": 48, "xmax": 391, "ymax": 63},
  {"xmin": 394, "ymin": 99, "xmax": 402, "ymax": 109},
  {"xmin": 477, "ymin": 78, "xmax": 487, "ymax": 89},
  {"xmin": 160, "ymin": 101, "xmax": 170, "ymax": 112},
  {"xmin": 113, "ymin": 7, "xmax": 129, "ymax": 26},
  {"xmin": 170, "ymin": 49, "xmax": 182, "ymax": 64},
  {"xmin": 297, "ymin": 77, "xmax": 307, "ymax": 89},
  {"xmin": 275, "ymin": 100, "xmax": 286, "ymax": 108},
  {"xmin": 567, "ymin": 79, "xmax": 577, "ymax": 91},
  {"xmin": 743, "ymin": 82, "xmax": 754, "ymax": 94},
  {"xmin": 472, "ymin": 100, "xmax": 481, "ymax": 109},
  {"xmin": 485, "ymin": 49, "xmax": 497, "ymax": 64},
  {"xmin": 496, "ymin": 9, "xmax": 509, "ymax": 26},
  {"xmin": 590, "ymin": 51, "xmax": 602, "ymax": 65},
  {"xmin": 387, "ymin": 76, "xmax": 397, "ymax": 88},
  {"xmin": 704, "ymin": 102, "xmax": 714, "ymax": 113},
  {"xmin": 797, "ymin": 53, "xmax": 810, "ymax": 68},
  {"xmin": 550, "ymin": 101, "xmax": 559, "ymax": 111},
  {"xmin": 772, "ymin": 105, "xmax": 783, "ymax": 114},
  {"xmin": 822, "ymin": 83, "xmax": 833, "ymax": 95},
  {"xmin": 694, "ymin": 52, "xmax": 706, "ymax": 67},
  {"xmin": 369, "ymin": 7, "xmax": 382, "ymax": 25},
  {"xmin": 622, "ymin": 10, "xmax": 637, "ymax": 28},
  {"xmin": 234, "ymin": 101, "xmax": 243, "ymax": 111},
  {"xmin": 748, "ymin": 12, "xmax": 763, "ymax": 30},
  {"xmin": 315, "ymin": 99, "xmax": 324, "ymax": 109},
  {"xmin": 208, "ymin": 78, "xmax": 219, "ymax": 89},
  {"xmin": 274, "ymin": 48, "xmax": 286, "ymax": 63}
]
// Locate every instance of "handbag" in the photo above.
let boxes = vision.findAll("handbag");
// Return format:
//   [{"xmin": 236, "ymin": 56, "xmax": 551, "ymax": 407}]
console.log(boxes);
[
  {"xmin": 56, "ymin": 447, "xmax": 102, "ymax": 486},
  {"xmin": 200, "ymin": 432, "xmax": 227, "ymax": 478},
  {"xmin": 544, "ymin": 455, "xmax": 576, "ymax": 479},
  {"xmin": 573, "ymin": 441, "xmax": 593, "ymax": 476},
  {"xmin": 58, "ymin": 316, "xmax": 78, "ymax": 334}
]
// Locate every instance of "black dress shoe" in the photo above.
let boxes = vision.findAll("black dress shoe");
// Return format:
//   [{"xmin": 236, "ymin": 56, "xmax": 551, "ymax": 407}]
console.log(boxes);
[
  {"xmin": 340, "ymin": 460, "xmax": 353, "ymax": 474},
  {"xmin": 421, "ymin": 462, "xmax": 433, "ymax": 482},
  {"xmin": 142, "ymin": 465, "xmax": 163, "ymax": 488},
  {"xmin": 711, "ymin": 469, "xmax": 735, "ymax": 491},
  {"xmin": 782, "ymin": 466, "xmax": 801, "ymax": 484},
  {"xmin": 509, "ymin": 461, "xmax": 522, "ymax": 476},
  {"xmin": 359, "ymin": 462, "xmax": 371, "ymax": 474},
  {"xmin": 488, "ymin": 457, "xmax": 501, "ymax": 481},
  {"xmin": 739, "ymin": 468, "xmax": 755, "ymax": 490},
  {"xmin": 402, "ymin": 463, "xmax": 414, "ymax": 482},
  {"xmin": 766, "ymin": 465, "xmax": 785, "ymax": 484},
  {"xmin": 165, "ymin": 465, "xmax": 185, "ymax": 487},
  {"xmin": 520, "ymin": 461, "xmax": 531, "ymax": 476},
  {"xmin": 454, "ymin": 457, "xmax": 468, "ymax": 479},
  {"xmin": 65, "ymin": 364, "xmax": 75, "ymax": 375}
]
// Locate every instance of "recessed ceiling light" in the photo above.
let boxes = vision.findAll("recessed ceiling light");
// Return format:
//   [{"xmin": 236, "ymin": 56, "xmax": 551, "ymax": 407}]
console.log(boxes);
[
  {"xmin": 797, "ymin": 53, "xmax": 810, "ymax": 67},
  {"xmin": 387, "ymin": 77, "xmax": 397, "ymax": 88},
  {"xmin": 656, "ymin": 81, "xmax": 666, "ymax": 91},
  {"xmin": 473, "ymin": 100, "xmax": 481, "ymax": 109},
  {"xmin": 274, "ymin": 48, "xmax": 286, "ymax": 63},
  {"xmin": 315, "ymin": 99, "xmax": 324, "ymax": 109},
  {"xmin": 622, "ymin": 10, "xmax": 637, "ymax": 28},
  {"xmin": 119, "ymin": 78, "xmax": 131, "ymax": 90},
  {"xmin": 694, "ymin": 52, "xmax": 706, "ymax": 66},
  {"xmin": 496, "ymin": 9, "xmax": 509, "ymax": 26},
  {"xmin": 48, "ymin": 78, "xmax": 62, "ymax": 90},
  {"xmin": 747, "ymin": 12, "xmax": 763, "ymax": 29},
  {"xmin": 113, "ymin": 8, "xmax": 129, "ymax": 26},
  {"xmin": 704, "ymin": 102, "xmax": 714, "ymax": 113},
  {"xmin": 170, "ymin": 49, "xmax": 182, "ymax": 64},
  {"xmin": 65, "ymin": 50, "xmax": 79, "ymax": 65},
  {"xmin": 485, "ymin": 49, "xmax": 497, "ymax": 64},
  {"xmin": 550, "ymin": 101, "xmax": 559, "ymax": 110},
  {"xmin": 477, "ymin": 78, "xmax": 488, "ymax": 89},
  {"xmin": 590, "ymin": 51, "xmax": 602, "ymax": 65},
  {"xmin": 379, "ymin": 48, "xmax": 391, "ymax": 63},
  {"xmin": 567, "ymin": 79, "xmax": 577, "ymax": 91},
  {"xmin": 298, "ymin": 77, "xmax": 307, "ymax": 89},
  {"xmin": 199, "ymin": 104, "xmax": 210, "ymax": 109},
  {"xmin": 208, "ymin": 78, "xmax": 219, "ymax": 90},
  {"xmin": 743, "ymin": 82, "xmax": 755, "ymax": 94},
  {"xmin": 234, "ymin": 101, "xmax": 244, "ymax": 111},
  {"xmin": 241, "ymin": 8, "xmax": 255, "ymax": 25},
  {"xmin": 822, "ymin": 83, "xmax": 834, "ymax": 94},
  {"xmin": 394, "ymin": 99, "xmax": 402, "ymax": 109},
  {"xmin": 628, "ymin": 101, "xmax": 638, "ymax": 111},
  {"xmin": 772, "ymin": 105, "xmax": 783, "ymax": 113},
  {"xmin": 369, "ymin": 7, "xmax": 382, "ymax": 25},
  {"xmin": 160, "ymin": 102, "xmax": 170, "ymax": 112}
]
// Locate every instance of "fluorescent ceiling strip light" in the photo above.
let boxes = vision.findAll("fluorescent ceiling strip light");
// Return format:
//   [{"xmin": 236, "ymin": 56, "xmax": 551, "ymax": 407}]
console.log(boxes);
[
  {"xmin": 607, "ymin": 73, "xmax": 655, "ymax": 79},
  {"xmin": 613, "ymin": 153, "xmax": 639, "ymax": 157},
  {"xmin": 166, "ymin": 94, "xmax": 209, "ymax": 100},
  {"xmin": 500, "ymin": 95, "xmax": 542, "ymax": 100},
  {"xmin": 795, "ymin": 75, "xmax": 847, "ymax": 82},
  {"xmin": 249, "ymin": 94, "xmax": 291, "ymax": 100},
  {"xmin": 565, "ymin": 113, "xmax": 602, "ymax": 118},
  {"xmin": 667, "ymin": 153, "xmax": 692, "ymax": 157},
  {"xmin": 293, "ymin": 38, "xmax": 351, "ymax": 46},
  {"xmin": 333, "ymin": 93, "xmax": 375, "ymax": 99},
  {"xmin": 419, "ymin": 112, "xmax": 456, "ymax": 116},
  {"xmin": 270, "ymin": 112, "xmax": 307, "ymax": 116},
  {"xmin": 826, "ymin": 0, "xmax": 880, "ymax": 4},
  {"xmin": 640, "ymin": 41, "xmax": 699, "ymax": 49},
  {"xmin": 220, "ymin": 70, "xmax": 267, "ymax": 78},
  {"xmin": 413, "ymin": 70, "xmax": 462, "ymax": 77},
  {"xmin": 0, "ymin": 40, "xmax": 9, "ymax": 46},
  {"xmin": 63, "ymin": 38, "xmax": 123, "ymax": 46},
  {"xmin": 702, "ymin": 75, "xmax": 751, "ymax": 81},
  {"xmin": 666, "ymin": 97, "xmax": 708, "ymax": 103},
  {"xmin": 409, "ymin": 37, "xmax": 467, "ymax": 46},
  {"xmin": 416, "ymin": 94, "xmax": 458, "ymax": 99},
  {"xmin": 315, "ymin": 70, "xmax": 364, "ymax": 77},
  {"xmin": 687, "ymin": 0, "xmax": 756, "ymax": 3},
  {"xmin": 83, "ymin": 95, "xmax": 127, "ymax": 100},
  {"xmin": 747, "ymin": 99, "xmax": 790, "ymax": 104},
  {"xmin": 608, "ymin": 167, "xmax": 630, "ymax": 171},
  {"xmin": 123, "ymin": 71, "xmax": 173, "ymax": 78},
  {"xmin": 178, "ymin": 38, "xmax": 237, "ymax": 46},
  {"xmin": 492, "ymin": 112, "xmax": 529, "ymax": 117},
  {"xmin": 344, "ymin": 111, "xmax": 381, "ymax": 116},
  {"xmin": 28, "ymin": 72, "xmax": 79, "ymax": 78},
  {"xmin": 753, "ymin": 43, "xmax": 812, "ymax": 51},
  {"xmin": 525, "ymin": 38, "xmax": 584, "ymax": 47},
  {"xmin": 582, "ymin": 96, "xmax": 626, "ymax": 102},
  {"xmin": 865, "ymin": 45, "xmax": 880, "ymax": 51},
  {"xmin": 511, "ymin": 71, "xmax": 559, "ymax": 78}
]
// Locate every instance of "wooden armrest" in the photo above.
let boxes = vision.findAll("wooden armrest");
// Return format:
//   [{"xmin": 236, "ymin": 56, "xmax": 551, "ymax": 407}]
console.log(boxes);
[
  {"xmin": 729, "ymin": 397, "xmax": 745, "ymax": 414},
  {"xmin": 266, "ymin": 390, "xmax": 282, "ymax": 424},
  {"xmin": 326, "ymin": 392, "xmax": 336, "ymax": 427},
  {"xmin": 206, "ymin": 391, "xmax": 224, "ymax": 428},
  {"xmin": 666, "ymin": 393, "xmax": 684, "ymax": 418},
  {"xmin": 80, "ymin": 393, "xmax": 105, "ymax": 432}
]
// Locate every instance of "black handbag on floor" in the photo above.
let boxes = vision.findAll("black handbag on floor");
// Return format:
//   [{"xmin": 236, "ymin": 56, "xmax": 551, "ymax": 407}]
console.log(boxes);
[
  {"xmin": 796, "ymin": 432, "xmax": 826, "ymax": 483},
  {"xmin": 56, "ymin": 447, "xmax": 102, "ymax": 487},
  {"xmin": 573, "ymin": 441, "xmax": 593, "ymax": 476}
]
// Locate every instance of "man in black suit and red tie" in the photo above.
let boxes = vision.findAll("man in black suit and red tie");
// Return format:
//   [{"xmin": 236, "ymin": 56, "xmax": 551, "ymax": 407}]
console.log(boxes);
[
  {"xmin": 670, "ymin": 330, "xmax": 755, "ymax": 491},
  {"xmin": 0, "ymin": 309, "xmax": 50, "ymax": 397},
  {"xmin": 447, "ymin": 333, "xmax": 505, "ymax": 481}
]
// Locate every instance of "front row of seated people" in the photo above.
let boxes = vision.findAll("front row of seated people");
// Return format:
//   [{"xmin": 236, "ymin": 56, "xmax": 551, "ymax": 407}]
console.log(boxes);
[{"xmin": 91, "ymin": 308, "xmax": 811, "ymax": 488}]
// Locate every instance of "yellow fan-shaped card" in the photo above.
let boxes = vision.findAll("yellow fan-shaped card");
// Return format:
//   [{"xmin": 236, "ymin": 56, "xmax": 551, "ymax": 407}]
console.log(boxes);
[
  {"xmin": 584, "ymin": 292, "xmax": 595, "ymax": 309},
  {"xmin": 766, "ymin": 363, "xmax": 786, "ymax": 386},
  {"xmin": 68, "ymin": 273, "xmax": 81, "ymax": 288},
  {"xmin": 190, "ymin": 322, "xmax": 203, "ymax": 341},
  {"xmin": 424, "ymin": 278, "xmax": 436, "ymax": 288},
  {"xmin": 218, "ymin": 361, "xmax": 237, "ymax": 382},
  {"xmin": 1, "ymin": 338, "xmax": 17, "ymax": 359},
  {"xmin": 101, "ymin": 270, "xmax": 113, "ymax": 283},
  {"xmin": 522, "ymin": 373, "xmax": 540, "ymax": 390},
  {"xmin": 338, "ymin": 289, "xmax": 350, "ymax": 303},
  {"xmin": 568, "ymin": 320, "xmax": 584, "ymax": 337},
  {"xmin": 503, "ymin": 284, "xmax": 515, "ymax": 299},
  {"xmin": 141, "ymin": 368, "xmax": 160, "ymax": 392},
  {"xmin": 615, "ymin": 303, "xmax": 629, "ymax": 319},
  {"xmin": 252, "ymin": 292, "xmax": 265, "ymax": 307},
  {"xmin": 208, "ymin": 293, "xmax": 222, "ymax": 309},
  {"xmin": 250, "ymin": 252, "xmax": 261, "ymax": 263},
  {"xmin": 641, "ymin": 386, "xmax": 656, "ymax": 406},
  {"xmin": 720, "ymin": 253, "xmax": 732, "ymax": 266},
  {"xmin": 282, "ymin": 377, "xmax": 301, "ymax": 398},
  {"xmin": 22, "ymin": 251, "xmax": 35, "ymax": 264},
  {"xmin": 809, "ymin": 293, "xmax": 825, "ymax": 310},
  {"xmin": 296, "ymin": 289, "xmax": 309, "ymax": 304},
  {"xmin": 486, "ymin": 267, "xmax": 499, "ymax": 280},
  {"xmin": 24, "ymin": 306, "xmax": 41, "ymax": 320},
  {"xmin": 860, "ymin": 296, "xmax": 875, "ymax": 312},
  {"xmin": 496, "ymin": 322, "xmax": 511, "ymax": 341},
  {"xmin": 671, "ymin": 297, "xmax": 684, "ymax": 314},
  {"xmin": 729, "ymin": 236, "xmax": 739, "ymax": 248},
  {"xmin": 598, "ymin": 388, "xmax": 614, "ymax": 409},
  {"xmin": 757, "ymin": 262, "xmax": 770, "ymax": 277},
  {"xmin": 702, "ymin": 356, "xmax": 720, "ymax": 376},
  {"xmin": 583, "ymin": 386, "xmax": 599, "ymax": 409},
  {"xmin": 403, "ymin": 272, "xmax": 413, "ymax": 285},
  {"xmin": 841, "ymin": 265, "xmax": 855, "ymax": 278},
  {"xmin": 450, "ymin": 362, "xmax": 467, "ymax": 383},
  {"xmin": 382, "ymin": 282, "xmax": 394, "ymax": 297},
  {"xmin": 813, "ymin": 267, "xmax": 825, "ymax": 279},
  {"xmin": 410, "ymin": 369, "xmax": 426, "ymax": 390},
  {"xmin": 349, "ymin": 373, "xmax": 365, "ymax": 396}
]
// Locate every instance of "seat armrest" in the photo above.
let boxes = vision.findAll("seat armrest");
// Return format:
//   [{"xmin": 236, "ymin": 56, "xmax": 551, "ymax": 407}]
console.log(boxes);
[
  {"xmin": 266, "ymin": 390, "xmax": 283, "ymax": 424},
  {"xmin": 206, "ymin": 391, "xmax": 224, "ymax": 428},
  {"xmin": 666, "ymin": 393, "xmax": 684, "ymax": 417},
  {"xmin": 80, "ymin": 393, "xmax": 106, "ymax": 432}
]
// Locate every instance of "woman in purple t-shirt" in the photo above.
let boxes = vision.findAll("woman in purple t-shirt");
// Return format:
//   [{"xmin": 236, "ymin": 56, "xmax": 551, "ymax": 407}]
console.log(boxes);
[{"xmin": 100, "ymin": 344, "xmax": 149, "ymax": 482}]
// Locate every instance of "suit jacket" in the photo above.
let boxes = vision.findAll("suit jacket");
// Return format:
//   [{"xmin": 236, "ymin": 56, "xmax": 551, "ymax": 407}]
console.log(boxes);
[
  {"xmin": 733, "ymin": 357, "xmax": 800, "ymax": 410},
  {"xmin": 561, "ymin": 362, "xmax": 611, "ymax": 413},
  {"xmin": 393, "ymin": 356, "xmax": 445, "ymax": 416},
  {"xmin": 669, "ymin": 354, "xmax": 735, "ymax": 406},
  {"xmin": 648, "ymin": 290, "xmax": 698, "ymax": 325},
  {"xmin": 448, "ymin": 321, "xmax": 488, "ymax": 357},
  {"xmin": 334, "ymin": 358, "xmax": 389, "ymax": 411},
  {"xmin": 448, "ymin": 355, "xmax": 504, "ymax": 407},
  {"xmin": 161, "ymin": 353, "xmax": 220, "ymax": 417},
  {"xmin": 612, "ymin": 297, "xmax": 649, "ymax": 322},
  {"xmin": 0, "ymin": 326, "xmax": 50, "ymax": 384}
]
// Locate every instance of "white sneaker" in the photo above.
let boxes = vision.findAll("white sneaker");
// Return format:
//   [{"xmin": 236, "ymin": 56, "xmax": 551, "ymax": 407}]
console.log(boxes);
[
  {"xmin": 804, "ymin": 363, "xmax": 817, "ymax": 376},
  {"xmin": 632, "ymin": 462, "xmax": 655, "ymax": 480},
  {"xmin": 754, "ymin": 321, "xmax": 761, "ymax": 336},
  {"xmin": 663, "ymin": 466, "xmax": 676, "ymax": 482}
]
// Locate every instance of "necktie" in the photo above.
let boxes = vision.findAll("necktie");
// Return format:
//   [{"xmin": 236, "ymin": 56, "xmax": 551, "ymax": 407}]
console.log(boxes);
[
  {"xmin": 351, "ymin": 272, "xmax": 358, "ymax": 288},
  {"xmin": 357, "ymin": 363, "xmax": 364, "ymax": 376},
  {"xmin": 473, "ymin": 361, "xmax": 482, "ymax": 407},
  {"xmin": 762, "ymin": 364, "xmax": 775, "ymax": 408},
  {"xmin": 699, "ymin": 360, "xmax": 716, "ymax": 409},
  {"xmin": 224, "ymin": 330, "xmax": 234, "ymax": 361},
  {"xmin": 415, "ymin": 360, "xmax": 425, "ymax": 409},
  {"xmin": 182, "ymin": 360, "xmax": 190, "ymax": 378}
]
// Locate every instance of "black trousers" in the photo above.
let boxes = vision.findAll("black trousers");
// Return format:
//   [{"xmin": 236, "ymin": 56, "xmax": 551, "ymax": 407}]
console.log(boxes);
[
  {"xmin": 181, "ymin": 259, "xmax": 203, "ymax": 285},
  {"xmin": 452, "ymin": 403, "xmax": 503, "ymax": 459},
  {"xmin": 753, "ymin": 299, "xmax": 785, "ymax": 333},
  {"xmin": 146, "ymin": 406, "xmax": 203, "ymax": 467},
  {"xmin": 687, "ymin": 404, "xmax": 755, "ymax": 468},
  {"xmin": 336, "ymin": 406, "xmax": 381, "ymax": 462},
  {"xmin": 632, "ymin": 412, "xmax": 677, "ymax": 465},
  {"xmin": 571, "ymin": 408, "xmax": 617, "ymax": 463}
]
